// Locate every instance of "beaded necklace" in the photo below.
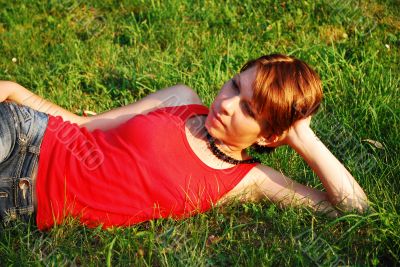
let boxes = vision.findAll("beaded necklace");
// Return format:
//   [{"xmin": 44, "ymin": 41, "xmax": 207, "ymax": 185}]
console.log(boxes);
[{"xmin": 206, "ymin": 132, "xmax": 260, "ymax": 165}]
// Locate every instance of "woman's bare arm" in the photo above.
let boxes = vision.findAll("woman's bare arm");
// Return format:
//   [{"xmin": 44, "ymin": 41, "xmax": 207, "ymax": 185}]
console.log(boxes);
[
  {"xmin": 225, "ymin": 117, "xmax": 368, "ymax": 215},
  {"xmin": 282, "ymin": 118, "xmax": 368, "ymax": 212},
  {"xmin": 0, "ymin": 81, "xmax": 201, "ymax": 131},
  {"xmin": 0, "ymin": 81, "xmax": 87, "ymax": 125},
  {"xmin": 223, "ymin": 164, "xmax": 339, "ymax": 215},
  {"xmin": 81, "ymin": 84, "xmax": 201, "ymax": 131}
]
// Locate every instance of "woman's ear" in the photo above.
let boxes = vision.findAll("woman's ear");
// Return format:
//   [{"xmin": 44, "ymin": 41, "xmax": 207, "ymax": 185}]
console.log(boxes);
[
  {"xmin": 256, "ymin": 137, "xmax": 267, "ymax": 146},
  {"xmin": 257, "ymin": 129, "xmax": 290, "ymax": 147},
  {"xmin": 257, "ymin": 135, "xmax": 279, "ymax": 146}
]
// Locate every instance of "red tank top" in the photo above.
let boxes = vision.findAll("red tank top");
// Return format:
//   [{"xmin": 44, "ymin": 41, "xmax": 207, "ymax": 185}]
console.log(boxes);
[{"xmin": 36, "ymin": 105, "xmax": 257, "ymax": 229}]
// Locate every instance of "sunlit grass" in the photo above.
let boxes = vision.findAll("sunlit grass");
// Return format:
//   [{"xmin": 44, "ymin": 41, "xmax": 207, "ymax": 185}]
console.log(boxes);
[{"xmin": 0, "ymin": 0, "xmax": 399, "ymax": 265}]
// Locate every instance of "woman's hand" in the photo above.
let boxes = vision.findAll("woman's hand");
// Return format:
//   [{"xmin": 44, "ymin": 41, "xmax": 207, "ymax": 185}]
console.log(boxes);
[
  {"xmin": 283, "ymin": 116, "xmax": 313, "ymax": 148},
  {"xmin": 264, "ymin": 116, "xmax": 313, "ymax": 148}
]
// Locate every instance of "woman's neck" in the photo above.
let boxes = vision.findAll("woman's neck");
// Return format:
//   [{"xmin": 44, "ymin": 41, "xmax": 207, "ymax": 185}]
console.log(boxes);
[
  {"xmin": 212, "ymin": 137, "xmax": 252, "ymax": 161},
  {"xmin": 185, "ymin": 116, "xmax": 251, "ymax": 165}
]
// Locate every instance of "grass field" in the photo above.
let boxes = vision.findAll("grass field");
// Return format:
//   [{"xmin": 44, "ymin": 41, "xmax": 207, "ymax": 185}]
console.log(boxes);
[{"xmin": 0, "ymin": 0, "xmax": 399, "ymax": 265}]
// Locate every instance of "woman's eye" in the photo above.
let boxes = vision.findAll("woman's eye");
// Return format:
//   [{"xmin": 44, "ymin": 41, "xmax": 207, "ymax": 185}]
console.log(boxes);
[
  {"xmin": 231, "ymin": 79, "xmax": 255, "ymax": 117},
  {"xmin": 241, "ymin": 101, "xmax": 255, "ymax": 117},
  {"xmin": 231, "ymin": 79, "xmax": 239, "ymax": 91}
]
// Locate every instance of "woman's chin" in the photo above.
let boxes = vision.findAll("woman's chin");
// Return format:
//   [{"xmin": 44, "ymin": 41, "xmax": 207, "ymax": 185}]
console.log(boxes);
[{"xmin": 204, "ymin": 121, "xmax": 218, "ymax": 139}]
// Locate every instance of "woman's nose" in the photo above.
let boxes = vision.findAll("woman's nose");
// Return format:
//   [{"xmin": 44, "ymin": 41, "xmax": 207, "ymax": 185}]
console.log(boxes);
[{"xmin": 220, "ymin": 95, "xmax": 239, "ymax": 116}]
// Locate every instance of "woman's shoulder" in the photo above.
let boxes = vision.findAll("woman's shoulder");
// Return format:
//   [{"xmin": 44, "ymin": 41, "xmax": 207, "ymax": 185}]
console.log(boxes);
[
  {"xmin": 162, "ymin": 84, "xmax": 202, "ymax": 106},
  {"xmin": 139, "ymin": 85, "xmax": 207, "ymax": 121}
]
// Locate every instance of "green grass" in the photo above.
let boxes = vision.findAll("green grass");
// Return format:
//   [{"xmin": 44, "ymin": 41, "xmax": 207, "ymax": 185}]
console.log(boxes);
[{"xmin": 1, "ymin": 0, "xmax": 399, "ymax": 265}]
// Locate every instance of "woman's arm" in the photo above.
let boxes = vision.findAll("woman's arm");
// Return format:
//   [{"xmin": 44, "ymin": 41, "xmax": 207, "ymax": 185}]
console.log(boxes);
[
  {"xmin": 81, "ymin": 84, "xmax": 202, "ymax": 131},
  {"xmin": 223, "ymin": 164, "xmax": 339, "ymax": 215},
  {"xmin": 0, "ymin": 81, "xmax": 87, "ymax": 125},
  {"xmin": 225, "ymin": 117, "xmax": 368, "ymax": 215},
  {"xmin": 0, "ymin": 81, "xmax": 201, "ymax": 131},
  {"xmin": 282, "ymin": 117, "xmax": 368, "ymax": 212}
]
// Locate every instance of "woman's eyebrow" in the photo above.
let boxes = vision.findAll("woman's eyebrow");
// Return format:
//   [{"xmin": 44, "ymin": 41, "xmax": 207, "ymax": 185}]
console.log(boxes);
[{"xmin": 237, "ymin": 73, "xmax": 252, "ymax": 101}]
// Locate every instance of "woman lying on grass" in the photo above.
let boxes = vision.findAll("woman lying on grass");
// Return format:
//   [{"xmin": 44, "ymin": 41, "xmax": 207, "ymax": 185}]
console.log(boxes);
[{"xmin": 0, "ymin": 54, "xmax": 368, "ymax": 230}]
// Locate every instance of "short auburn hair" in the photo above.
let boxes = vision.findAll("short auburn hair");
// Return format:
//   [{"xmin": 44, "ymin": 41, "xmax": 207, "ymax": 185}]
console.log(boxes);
[{"xmin": 241, "ymin": 54, "xmax": 323, "ymax": 151}]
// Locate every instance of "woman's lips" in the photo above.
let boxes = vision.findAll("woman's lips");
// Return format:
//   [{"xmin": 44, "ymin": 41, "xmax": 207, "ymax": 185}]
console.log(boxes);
[{"xmin": 211, "ymin": 106, "xmax": 225, "ymax": 127}]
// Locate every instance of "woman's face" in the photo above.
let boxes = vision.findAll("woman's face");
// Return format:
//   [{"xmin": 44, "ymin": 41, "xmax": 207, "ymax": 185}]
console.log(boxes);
[{"xmin": 205, "ymin": 66, "xmax": 264, "ymax": 151}]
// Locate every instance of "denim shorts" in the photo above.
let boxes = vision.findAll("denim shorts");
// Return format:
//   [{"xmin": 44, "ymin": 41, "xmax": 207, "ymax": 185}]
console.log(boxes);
[{"xmin": 0, "ymin": 102, "xmax": 48, "ymax": 225}]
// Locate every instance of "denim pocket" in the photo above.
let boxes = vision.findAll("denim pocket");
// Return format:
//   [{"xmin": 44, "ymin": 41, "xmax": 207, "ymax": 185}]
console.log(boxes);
[
  {"xmin": 0, "ymin": 177, "xmax": 14, "ymax": 221},
  {"xmin": 0, "ymin": 176, "xmax": 34, "ymax": 223}
]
